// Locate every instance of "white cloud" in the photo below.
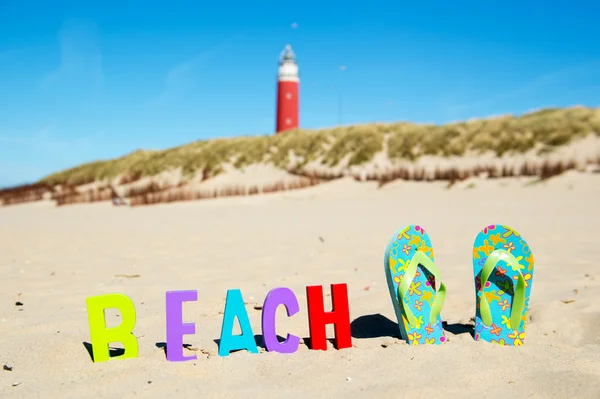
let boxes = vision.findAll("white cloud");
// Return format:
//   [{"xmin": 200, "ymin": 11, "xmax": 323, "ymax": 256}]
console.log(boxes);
[
  {"xmin": 446, "ymin": 59, "xmax": 600, "ymax": 115},
  {"xmin": 0, "ymin": 160, "xmax": 51, "ymax": 187},
  {"xmin": 41, "ymin": 19, "xmax": 103, "ymax": 91},
  {"xmin": 147, "ymin": 35, "xmax": 243, "ymax": 107},
  {"xmin": 0, "ymin": 126, "xmax": 92, "ymax": 153},
  {"xmin": 0, "ymin": 49, "xmax": 20, "ymax": 62},
  {"xmin": 0, "ymin": 126, "xmax": 99, "ymax": 185}
]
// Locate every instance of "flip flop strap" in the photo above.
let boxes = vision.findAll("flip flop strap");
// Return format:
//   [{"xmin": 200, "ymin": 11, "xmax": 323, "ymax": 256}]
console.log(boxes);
[
  {"xmin": 397, "ymin": 251, "xmax": 446, "ymax": 328},
  {"xmin": 479, "ymin": 249, "xmax": 526, "ymax": 329}
]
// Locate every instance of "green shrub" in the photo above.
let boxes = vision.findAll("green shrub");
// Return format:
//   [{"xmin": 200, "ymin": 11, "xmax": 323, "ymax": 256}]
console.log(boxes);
[
  {"xmin": 324, "ymin": 125, "xmax": 384, "ymax": 166},
  {"xmin": 39, "ymin": 106, "xmax": 600, "ymax": 186}
]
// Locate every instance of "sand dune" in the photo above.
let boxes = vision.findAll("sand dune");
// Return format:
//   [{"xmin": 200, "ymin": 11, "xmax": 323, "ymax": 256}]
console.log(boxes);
[{"xmin": 1, "ymin": 173, "xmax": 599, "ymax": 398}]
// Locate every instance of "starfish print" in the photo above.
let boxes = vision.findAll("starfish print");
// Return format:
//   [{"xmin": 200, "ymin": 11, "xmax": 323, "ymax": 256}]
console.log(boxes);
[
  {"xmin": 389, "ymin": 257, "xmax": 397, "ymax": 273},
  {"xmin": 525, "ymin": 253, "xmax": 534, "ymax": 271},
  {"xmin": 408, "ymin": 235, "xmax": 422, "ymax": 247},
  {"xmin": 511, "ymin": 255, "xmax": 525, "ymax": 272},
  {"xmin": 489, "ymin": 233, "xmax": 506, "ymax": 246},
  {"xmin": 422, "ymin": 290, "xmax": 433, "ymax": 304},
  {"xmin": 501, "ymin": 226, "xmax": 521, "ymax": 239},
  {"xmin": 480, "ymin": 240, "xmax": 494, "ymax": 256},
  {"xmin": 417, "ymin": 241, "xmax": 432, "ymax": 256},
  {"xmin": 484, "ymin": 290, "xmax": 501, "ymax": 303},
  {"xmin": 397, "ymin": 226, "xmax": 411, "ymax": 240},
  {"xmin": 503, "ymin": 241, "xmax": 516, "ymax": 252},
  {"xmin": 408, "ymin": 281, "xmax": 422, "ymax": 296}
]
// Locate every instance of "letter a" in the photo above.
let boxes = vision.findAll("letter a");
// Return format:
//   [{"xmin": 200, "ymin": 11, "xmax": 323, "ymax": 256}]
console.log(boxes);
[
  {"xmin": 306, "ymin": 283, "xmax": 352, "ymax": 350},
  {"xmin": 218, "ymin": 289, "xmax": 258, "ymax": 357},
  {"xmin": 86, "ymin": 293, "xmax": 139, "ymax": 362}
]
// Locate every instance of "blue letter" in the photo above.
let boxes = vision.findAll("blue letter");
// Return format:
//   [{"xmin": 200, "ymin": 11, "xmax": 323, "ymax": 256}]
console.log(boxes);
[{"xmin": 218, "ymin": 289, "xmax": 258, "ymax": 356}]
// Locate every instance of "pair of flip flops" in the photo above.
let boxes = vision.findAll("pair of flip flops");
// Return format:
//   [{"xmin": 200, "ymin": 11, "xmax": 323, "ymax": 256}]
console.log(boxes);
[{"xmin": 384, "ymin": 224, "xmax": 534, "ymax": 346}]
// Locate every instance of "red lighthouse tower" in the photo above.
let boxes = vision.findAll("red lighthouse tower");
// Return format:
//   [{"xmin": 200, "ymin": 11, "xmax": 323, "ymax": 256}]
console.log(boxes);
[{"xmin": 275, "ymin": 44, "xmax": 299, "ymax": 133}]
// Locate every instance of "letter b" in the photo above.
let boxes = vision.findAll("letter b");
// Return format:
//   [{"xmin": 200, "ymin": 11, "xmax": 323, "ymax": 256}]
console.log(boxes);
[{"xmin": 86, "ymin": 293, "xmax": 139, "ymax": 362}]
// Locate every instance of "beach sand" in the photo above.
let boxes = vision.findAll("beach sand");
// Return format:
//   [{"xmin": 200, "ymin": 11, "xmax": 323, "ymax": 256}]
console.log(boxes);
[{"xmin": 1, "ymin": 172, "xmax": 600, "ymax": 398}]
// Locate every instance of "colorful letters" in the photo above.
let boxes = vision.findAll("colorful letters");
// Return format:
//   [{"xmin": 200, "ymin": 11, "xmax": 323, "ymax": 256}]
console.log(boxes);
[
  {"xmin": 85, "ymin": 283, "xmax": 351, "ymax": 362},
  {"xmin": 86, "ymin": 293, "xmax": 139, "ymax": 362},
  {"xmin": 165, "ymin": 290, "xmax": 198, "ymax": 362},
  {"xmin": 218, "ymin": 289, "xmax": 259, "ymax": 357},
  {"xmin": 306, "ymin": 284, "xmax": 352, "ymax": 350},
  {"xmin": 261, "ymin": 287, "xmax": 300, "ymax": 354}
]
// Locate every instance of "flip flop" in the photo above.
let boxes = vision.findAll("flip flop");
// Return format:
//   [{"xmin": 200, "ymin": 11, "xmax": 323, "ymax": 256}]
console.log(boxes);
[
  {"xmin": 384, "ymin": 225, "xmax": 447, "ymax": 345},
  {"xmin": 472, "ymin": 224, "xmax": 534, "ymax": 346}
]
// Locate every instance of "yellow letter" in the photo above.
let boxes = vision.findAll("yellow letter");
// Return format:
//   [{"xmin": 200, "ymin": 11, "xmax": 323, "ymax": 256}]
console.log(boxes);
[{"xmin": 86, "ymin": 293, "xmax": 139, "ymax": 362}]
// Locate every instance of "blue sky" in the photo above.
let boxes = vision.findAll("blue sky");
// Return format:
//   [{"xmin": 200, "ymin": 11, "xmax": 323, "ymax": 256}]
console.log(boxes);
[{"xmin": 1, "ymin": 0, "xmax": 599, "ymax": 187}]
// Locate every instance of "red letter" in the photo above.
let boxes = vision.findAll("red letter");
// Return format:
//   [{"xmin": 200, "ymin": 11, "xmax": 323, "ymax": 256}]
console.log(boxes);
[{"xmin": 306, "ymin": 283, "xmax": 352, "ymax": 350}]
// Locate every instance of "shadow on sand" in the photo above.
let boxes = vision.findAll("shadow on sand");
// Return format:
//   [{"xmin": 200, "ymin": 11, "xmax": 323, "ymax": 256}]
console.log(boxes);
[
  {"xmin": 349, "ymin": 313, "xmax": 475, "ymax": 340},
  {"xmin": 82, "ymin": 342, "xmax": 125, "ymax": 362}
]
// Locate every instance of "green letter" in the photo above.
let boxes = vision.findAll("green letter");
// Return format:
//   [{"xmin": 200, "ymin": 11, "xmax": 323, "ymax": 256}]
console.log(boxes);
[{"xmin": 86, "ymin": 293, "xmax": 139, "ymax": 362}]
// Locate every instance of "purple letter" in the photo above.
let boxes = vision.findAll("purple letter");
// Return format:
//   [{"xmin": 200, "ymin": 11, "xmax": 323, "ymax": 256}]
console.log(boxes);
[
  {"xmin": 166, "ymin": 290, "xmax": 198, "ymax": 362},
  {"xmin": 261, "ymin": 287, "xmax": 300, "ymax": 354}
]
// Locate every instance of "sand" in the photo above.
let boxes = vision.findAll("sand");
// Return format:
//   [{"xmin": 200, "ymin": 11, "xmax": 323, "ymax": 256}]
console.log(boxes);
[{"xmin": 1, "ymin": 173, "xmax": 600, "ymax": 398}]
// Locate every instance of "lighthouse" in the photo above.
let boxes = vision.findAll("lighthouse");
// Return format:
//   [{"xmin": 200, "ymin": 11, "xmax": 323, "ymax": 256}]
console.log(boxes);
[{"xmin": 275, "ymin": 44, "xmax": 299, "ymax": 133}]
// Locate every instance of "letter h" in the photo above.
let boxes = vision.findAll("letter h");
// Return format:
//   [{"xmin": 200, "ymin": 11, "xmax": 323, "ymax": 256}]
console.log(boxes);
[{"xmin": 306, "ymin": 283, "xmax": 352, "ymax": 350}]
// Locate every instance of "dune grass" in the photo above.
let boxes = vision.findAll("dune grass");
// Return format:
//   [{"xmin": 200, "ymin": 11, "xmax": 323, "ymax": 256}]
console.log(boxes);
[
  {"xmin": 39, "ymin": 106, "xmax": 600, "ymax": 186},
  {"xmin": 387, "ymin": 106, "xmax": 600, "ymax": 160}
]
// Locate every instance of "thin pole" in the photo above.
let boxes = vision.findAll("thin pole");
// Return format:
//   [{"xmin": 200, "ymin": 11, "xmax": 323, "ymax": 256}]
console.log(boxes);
[
  {"xmin": 338, "ymin": 65, "xmax": 345, "ymax": 126},
  {"xmin": 338, "ymin": 89, "xmax": 343, "ymax": 126}
]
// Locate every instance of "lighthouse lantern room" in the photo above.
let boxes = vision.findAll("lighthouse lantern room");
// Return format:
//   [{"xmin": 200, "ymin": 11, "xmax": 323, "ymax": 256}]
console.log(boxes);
[{"xmin": 275, "ymin": 44, "xmax": 299, "ymax": 134}]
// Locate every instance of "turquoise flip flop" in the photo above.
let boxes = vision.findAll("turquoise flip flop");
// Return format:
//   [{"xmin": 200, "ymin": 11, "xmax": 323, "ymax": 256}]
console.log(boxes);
[
  {"xmin": 384, "ymin": 225, "xmax": 447, "ymax": 345},
  {"xmin": 472, "ymin": 224, "xmax": 534, "ymax": 346}
]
